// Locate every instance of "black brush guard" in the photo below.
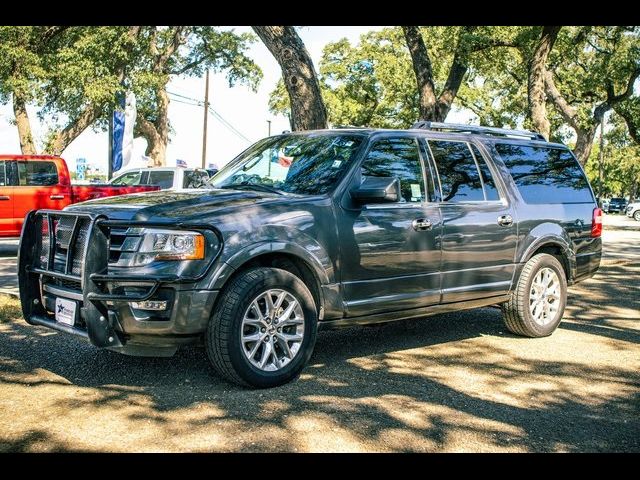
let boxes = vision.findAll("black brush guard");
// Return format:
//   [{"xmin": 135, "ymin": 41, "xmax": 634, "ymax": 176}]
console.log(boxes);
[{"xmin": 18, "ymin": 209, "xmax": 222, "ymax": 348}]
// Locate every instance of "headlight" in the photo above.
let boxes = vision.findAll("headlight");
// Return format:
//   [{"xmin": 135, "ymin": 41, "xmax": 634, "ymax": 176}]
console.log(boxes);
[{"xmin": 132, "ymin": 229, "xmax": 205, "ymax": 266}]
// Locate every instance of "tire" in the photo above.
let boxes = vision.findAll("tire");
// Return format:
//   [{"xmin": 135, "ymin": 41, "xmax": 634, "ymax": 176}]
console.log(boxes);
[
  {"xmin": 501, "ymin": 253, "xmax": 567, "ymax": 338},
  {"xmin": 634, "ymin": 210, "xmax": 640, "ymax": 222},
  {"xmin": 206, "ymin": 267, "xmax": 318, "ymax": 388}
]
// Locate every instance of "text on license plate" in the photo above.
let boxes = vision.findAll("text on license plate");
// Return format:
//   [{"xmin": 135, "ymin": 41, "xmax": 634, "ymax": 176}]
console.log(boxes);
[{"xmin": 55, "ymin": 298, "xmax": 76, "ymax": 326}]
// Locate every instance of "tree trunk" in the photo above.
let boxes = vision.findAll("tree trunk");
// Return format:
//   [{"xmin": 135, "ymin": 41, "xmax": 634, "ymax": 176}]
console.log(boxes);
[
  {"xmin": 135, "ymin": 85, "xmax": 169, "ymax": 166},
  {"xmin": 403, "ymin": 26, "xmax": 475, "ymax": 122},
  {"xmin": 573, "ymin": 125, "xmax": 598, "ymax": 166},
  {"xmin": 12, "ymin": 92, "xmax": 37, "ymax": 155},
  {"xmin": 253, "ymin": 26, "xmax": 327, "ymax": 131},
  {"xmin": 45, "ymin": 106, "xmax": 101, "ymax": 156},
  {"xmin": 402, "ymin": 26, "xmax": 438, "ymax": 121},
  {"xmin": 527, "ymin": 26, "xmax": 561, "ymax": 140}
]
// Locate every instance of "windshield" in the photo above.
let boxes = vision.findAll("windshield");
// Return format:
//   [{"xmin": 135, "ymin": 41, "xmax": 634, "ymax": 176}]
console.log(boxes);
[{"xmin": 209, "ymin": 133, "xmax": 364, "ymax": 195}]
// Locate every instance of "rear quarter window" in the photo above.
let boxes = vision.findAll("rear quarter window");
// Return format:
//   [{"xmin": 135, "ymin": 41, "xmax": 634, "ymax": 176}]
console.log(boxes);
[{"xmin": 494, "ymin": 144, "xmax": 594, "ymax": 204}]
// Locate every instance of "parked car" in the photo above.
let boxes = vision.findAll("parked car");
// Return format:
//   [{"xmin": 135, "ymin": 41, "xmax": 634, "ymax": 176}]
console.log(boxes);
[
  {"xmin": 206, "ymin": 168, "xmax": 219, "ymax": 178},
  {"xmin": 602, "ymin": 197, "xmax": 627, "ymax": 214},
  {"xmin": 18, "ymin": 123, "xmax": 602, "ymax": 388},
  {"xmin": 109, "ymin": 167, "xmax": 210, "ymax": 190},
  {"xmin": 0, "ymin": 155, "xmax": 159, "ymax": 238},
  {"xmin": 626, "ymin": 202, "xmax": 640, "ymax": 221}
]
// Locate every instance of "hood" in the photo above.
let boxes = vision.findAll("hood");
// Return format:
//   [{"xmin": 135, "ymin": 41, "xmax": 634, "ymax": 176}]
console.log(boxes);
[{"xmin": 65, "ymin": 188, "xmax": 289, "ymax": 221}]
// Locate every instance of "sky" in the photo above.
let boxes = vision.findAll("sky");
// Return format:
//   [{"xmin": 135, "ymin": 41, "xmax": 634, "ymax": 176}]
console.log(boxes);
[{"xmin": 0, "ymin": 26, "xmax": 474, "ymax": 175}]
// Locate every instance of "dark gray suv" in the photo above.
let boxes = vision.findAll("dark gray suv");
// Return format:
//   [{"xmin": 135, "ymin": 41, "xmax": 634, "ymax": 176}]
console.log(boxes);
[{"xmin": 18, "ymin": 122, "xmax": 603, "ymax": 387}]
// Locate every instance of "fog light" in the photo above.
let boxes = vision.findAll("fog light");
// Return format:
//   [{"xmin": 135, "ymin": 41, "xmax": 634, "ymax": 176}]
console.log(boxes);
[{"xmin": 130, "ymin": 300, "xmax": 168, "ymax": 311}]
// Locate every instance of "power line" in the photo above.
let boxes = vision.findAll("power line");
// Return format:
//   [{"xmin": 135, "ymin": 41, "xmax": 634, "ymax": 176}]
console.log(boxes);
[{"xmin": 168, "ymin": 90, "xmax": 252, "ymax": 143}]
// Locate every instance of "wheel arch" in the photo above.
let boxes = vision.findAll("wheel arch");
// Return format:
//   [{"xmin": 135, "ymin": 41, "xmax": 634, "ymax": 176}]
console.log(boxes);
[{"xmin": 208, "ymin": 242, "xmax": 332, "ymax": 320}]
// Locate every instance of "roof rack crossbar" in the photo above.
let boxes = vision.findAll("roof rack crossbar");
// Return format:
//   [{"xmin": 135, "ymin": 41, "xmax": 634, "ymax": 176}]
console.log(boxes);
[{"xmin": 411, "ymin": 121, "xmax": 545, "ymax": 141}]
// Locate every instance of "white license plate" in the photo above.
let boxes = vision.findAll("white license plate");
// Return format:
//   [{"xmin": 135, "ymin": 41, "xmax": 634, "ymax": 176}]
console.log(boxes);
[{"xmin": 55, "ymin": 298, "xmax": 77, "ymax": 326}]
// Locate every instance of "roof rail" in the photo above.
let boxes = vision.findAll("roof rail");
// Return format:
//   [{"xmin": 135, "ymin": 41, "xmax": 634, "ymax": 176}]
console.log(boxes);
[{"xmin": 411, "ymin": 121, "xmax": 546, "ymax": 141}]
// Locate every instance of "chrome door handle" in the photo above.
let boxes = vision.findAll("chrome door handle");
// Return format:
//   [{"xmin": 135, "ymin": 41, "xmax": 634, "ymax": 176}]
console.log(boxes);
[
  {"xmin": 412, "ymin": 218, "xmax": 432, "ymax": 231},
  {"xmin": 497, "ymin": 214, "xmax": 513, "ymax": 227},
  {"xmin": 49, "ymin": 195, "xmax": 65, "ymax": 200},
  {"xmin": 0, "ymin": 195, "xmax": 10, "ymax": 201}
]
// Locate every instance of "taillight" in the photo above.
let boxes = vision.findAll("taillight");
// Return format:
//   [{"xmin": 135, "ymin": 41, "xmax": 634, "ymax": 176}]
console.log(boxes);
[{"xmin": 591, "ymin": 207, "xmax": 603, "ymax": 237}]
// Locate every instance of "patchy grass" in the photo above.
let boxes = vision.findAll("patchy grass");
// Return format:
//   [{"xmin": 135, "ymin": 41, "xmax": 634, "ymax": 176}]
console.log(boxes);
[{"xmin": 0, "ymin": 295, "xmax": 21, "ymax": 323}]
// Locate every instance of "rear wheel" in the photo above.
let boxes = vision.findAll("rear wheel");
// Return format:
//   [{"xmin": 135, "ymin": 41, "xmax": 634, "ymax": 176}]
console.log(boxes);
[
  {"xmin": 205, "ymin": 267, "xmax": 318, "ymax": 388},
  {"xmin": 501, "ymin": 253, "xmax": 567, "ymax": 337},
  {"xmin": 634, "ymin": 210, "xmax": 640, "ymax": 221}
]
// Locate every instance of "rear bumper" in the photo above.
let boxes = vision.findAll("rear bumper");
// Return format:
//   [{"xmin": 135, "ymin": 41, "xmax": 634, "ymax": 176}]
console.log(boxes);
[{"xmin": 18, "ymin": 209, "xmax": 221, "ymax": 356}]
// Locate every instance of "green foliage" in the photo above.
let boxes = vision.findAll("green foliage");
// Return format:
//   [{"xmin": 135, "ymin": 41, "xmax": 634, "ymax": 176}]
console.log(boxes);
[{"xmin": 585, "ymin": 113, "xmax": 640, "ymax": 199}]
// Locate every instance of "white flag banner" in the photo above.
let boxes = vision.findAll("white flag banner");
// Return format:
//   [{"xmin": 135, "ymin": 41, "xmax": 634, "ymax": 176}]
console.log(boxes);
[{"xmin": 121, "ymin": 91, "xmax": 137, "ymax": 171}]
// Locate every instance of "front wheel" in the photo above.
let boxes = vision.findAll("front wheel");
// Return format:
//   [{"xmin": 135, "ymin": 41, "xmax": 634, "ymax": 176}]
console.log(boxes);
[
  {"xmin": 206, "ymin": 267, "xmax": 318, "ymax": 388},
  {"xmin": 501, "ymin": 253, "xmax": 567, "ymax": 337},
  {"xmin": 634, "ymin": 211, "xmax": 640, "ymax": 221}
]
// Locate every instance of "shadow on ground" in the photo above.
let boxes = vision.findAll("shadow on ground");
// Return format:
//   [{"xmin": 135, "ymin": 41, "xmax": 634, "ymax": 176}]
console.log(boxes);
[{"xmin": 1, "ymin": 262, "xmax": 639, "ymax": 452}]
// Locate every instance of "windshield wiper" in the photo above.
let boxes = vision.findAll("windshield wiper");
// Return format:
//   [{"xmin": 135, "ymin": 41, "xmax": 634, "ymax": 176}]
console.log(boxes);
[{"xmin": 218, "ymin": 182, "xmax": 284, "ymax": 195}]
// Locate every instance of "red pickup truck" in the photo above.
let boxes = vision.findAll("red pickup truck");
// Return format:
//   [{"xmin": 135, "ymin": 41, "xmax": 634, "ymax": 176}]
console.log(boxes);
[{"xmin": 0, "ymin": 155, "xmax": 159, "ymax": 237}]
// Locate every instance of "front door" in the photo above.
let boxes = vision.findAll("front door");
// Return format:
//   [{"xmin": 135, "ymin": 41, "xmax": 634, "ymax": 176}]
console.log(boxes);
[
  {"xmin": 0, "ymin": 160, "xmax": 16, "ymax": 236},
  {"xmin": 12, "ymin": 160, "xmax": 70, "ymax": 233},
  {"xmin": 339, "ymin": 136, "xmax": 442, "ymax": 317},
  {"xmin": 425, "ymin": 139, "xmax": 517, "ymax": 303}
]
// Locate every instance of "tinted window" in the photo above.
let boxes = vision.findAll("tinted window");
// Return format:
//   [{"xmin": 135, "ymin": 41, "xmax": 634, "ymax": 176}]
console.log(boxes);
[
  {"xmin": 17, "ymin": 161, "xmax": 58, "ymax": 186},
  {"xmin": 148, "ymin": 171, "xmax": 174, "ymax": 189},
  {"xmin": 429, "ymin": 141, "xmax": 484, "ymax": 202},
  {"xmin": 361, "ymin": 138, "xmax": 426, "ymax": 203},
  {"xmin": 0, "ymin": 161, "xmax": 6, "ymax": 186},
  {"xmin": 495, "ymin": 144, "xmax": 594, "ymax": 204},
  {"xmin": 470, "ymin": 144, "xmax": 500, "ymax": 201}
]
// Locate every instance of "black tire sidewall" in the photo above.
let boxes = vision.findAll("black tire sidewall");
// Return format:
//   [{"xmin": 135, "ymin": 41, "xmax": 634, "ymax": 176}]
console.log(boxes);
[
  {"xmin": 224, "ymin": 269, "xmax": 317, "ymax": 388},
  {"xmin": 635, "ymin": 211, "xmax": 640, "ymax": 221},
  {"xmin": 520, "ymin": 255, "xmax": 567, "ymax": 337}
]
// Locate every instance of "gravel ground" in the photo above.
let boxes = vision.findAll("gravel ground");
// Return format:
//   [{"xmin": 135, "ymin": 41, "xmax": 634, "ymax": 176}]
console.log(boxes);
[{"xmin": 0, "ymin": 217, "xmax": 638, "ymax": 452}]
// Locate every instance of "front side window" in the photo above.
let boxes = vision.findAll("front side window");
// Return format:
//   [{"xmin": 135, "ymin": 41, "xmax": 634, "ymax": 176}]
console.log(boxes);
[
  {"xmin": 211, "ymin": 134, "xmax": 364, "ymax": 195},
  {"xmin": 17, "ymin": 161, "xmax": 58, "ymax": 186},
  {"xmin": 361, "ymin": 138, "xmax": 426, "ymax": 203},
  {"xmin": 147, "ymin": 171, "xmax": 174, "ymax": 189},
  {"xmin": 429, "ymin": 141, "xmax": 484, "ymax": 202},
  {"xmin": 111, "ymin": 170, "xmax": 143, "ymax": 186},
  {"xmin": 495, "ymin": 144, "xmax": 594, "ymax": 204}
]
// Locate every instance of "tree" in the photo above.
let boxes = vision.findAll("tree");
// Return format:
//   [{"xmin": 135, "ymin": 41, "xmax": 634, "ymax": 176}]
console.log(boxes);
[
  {"xmin": 584, "ymin": 113, "xmax": 640, "ymax": 200},
  {"xmin": 132, "ymin": 27, "xmax": 261, "ymax": 166},
  {"xmin": 253, "ymin": 26, "xmax": 327, "ymax": 131},
  {"xmin": 402, "ymin": 25, "xmax": 478, "ymax": 122},
  {"xmin": 527, "ymin": 26, "xmax": 561, "ymax": 140},
  {"xmin": 0, "ymin": 26, "xmax": 144, "ymax": 156},
  {"xmin": 544, "ymin": 26, "xmax": 640, "ymax": 165}
]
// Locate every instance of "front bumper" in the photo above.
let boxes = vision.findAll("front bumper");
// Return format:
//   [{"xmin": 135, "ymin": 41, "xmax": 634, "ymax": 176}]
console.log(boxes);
[{"xmin": 18, "ymin": 210, "xmax": 222, "ymax": 356}]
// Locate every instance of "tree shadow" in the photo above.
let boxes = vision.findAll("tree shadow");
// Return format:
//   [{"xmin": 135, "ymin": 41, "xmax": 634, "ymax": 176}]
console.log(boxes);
[{"xmin": 1, "ymin": 263, "xmax": 639, "ymax": 452}]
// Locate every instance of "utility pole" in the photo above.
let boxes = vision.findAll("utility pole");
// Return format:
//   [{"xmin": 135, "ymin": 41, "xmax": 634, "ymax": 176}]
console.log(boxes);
[
  {"xmin": 201, "ymin": 70, "xmax": 210, "ymax": 169},
  {"xmin": 598, "ymin": 116, "xmax": 605, "ymax": 204},
  {"xmin": 267, "ymin": 120, "xmax": 272, "ymax": 136},
  {"xmin": 107, "ymin": 109, "xmax": 113, "ymax": 181}
]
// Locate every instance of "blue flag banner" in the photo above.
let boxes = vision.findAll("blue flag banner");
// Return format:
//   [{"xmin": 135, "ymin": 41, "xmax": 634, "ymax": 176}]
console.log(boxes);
[{"xmin": 111, "ymin": 93, "xmax": 126, "ymax": 173}]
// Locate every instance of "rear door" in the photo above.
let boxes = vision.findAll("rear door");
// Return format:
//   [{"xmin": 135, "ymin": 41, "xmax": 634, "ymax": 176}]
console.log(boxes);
[
  {"xmin": 13, "ymin": 160, "xmax": 71, "ymax": 231},
  {"xmin": 425, "ymin": 138, "xmax": 518, "ymax": 303},
  {"xmin": 0, "ymin": 160, "xmax": 16, "ymax": 236}
]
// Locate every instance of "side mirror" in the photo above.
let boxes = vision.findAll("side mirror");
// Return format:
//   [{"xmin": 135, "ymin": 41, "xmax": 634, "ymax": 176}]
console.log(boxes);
[{"xmin": 351, "ymin": 176, "xmax": 400, "ymax": 204}]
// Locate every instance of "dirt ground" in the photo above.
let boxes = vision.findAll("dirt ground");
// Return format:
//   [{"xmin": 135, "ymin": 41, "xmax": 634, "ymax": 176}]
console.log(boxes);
[{"xmin": 0, "ymin": 216, "xmax": 638, "ymax": 452}]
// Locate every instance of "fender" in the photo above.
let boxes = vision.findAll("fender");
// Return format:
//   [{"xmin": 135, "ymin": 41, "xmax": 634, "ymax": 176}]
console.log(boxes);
[
  {"xmin": 207, "ymin": 233, "xmax": 334, "ymax": 292},
  {"xmin": 517, "ymin": 224, "xmax": 577, "ymax": 282}
]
